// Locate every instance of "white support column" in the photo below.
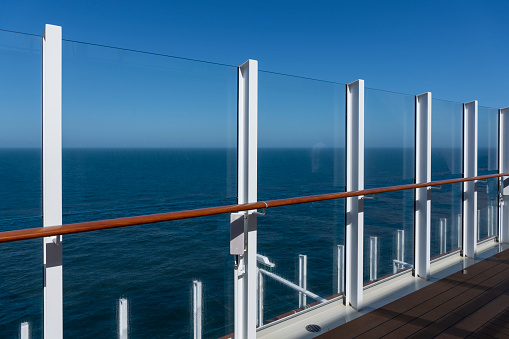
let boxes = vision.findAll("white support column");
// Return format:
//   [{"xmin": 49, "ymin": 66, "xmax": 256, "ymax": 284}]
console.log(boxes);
[
  {"xmin": 193, "ymin": 281, "xmax": 202, "ymax": 339},
  {"xmin": 235, "ymin": 59, "xmax": 258, "ymax": 339},
  {"xmin": 369, "ymin": 236, "xmax": 378, "ymax": 281},
  {"xmin": 345, "ymin": 79, "xmax": 364, "ymax": 310},
  {"xmin": 20, "ymin": 322, "xmax": 30, "ymax": 339},
  {"xmin": 440, "ymin": 218, "xmax": 448, "ymax": 254},
  {"xmin": 414, "ymin": 92, "xmax": 431, "ymax": 280},
  {"xmin": 42, "ymin": 24, "xmax": 63, "ymax": 339},
  {"xmin": 257, "ymin": 269, "xmax": 263, "ymax": 327},
  {"xmin": 298, "ymin": 254, "xmax": 307, "ymax": 308},
  {"xmin": 463, "ymin": 101, "xmax": 478, "ymax": 258},
  {"xmin": 118, "ymin": 298, "xmax": 128, "ymax": 339},
  {"xmin": 500, "ymin": 107, "xmax": 509, "ymax": 243},
  {"xmin": 337, "ymin": 244, "xmax": 344, "ymax": 294}
]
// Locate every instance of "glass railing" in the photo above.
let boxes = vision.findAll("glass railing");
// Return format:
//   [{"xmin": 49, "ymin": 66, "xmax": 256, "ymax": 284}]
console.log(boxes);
[
  {"xmin": 477, "ymin": 106, "xmax": 498, "ymax": 241},
  {"xmin": 0, "ymin": 30, "xmax": 43, "ymax": 338},
  {"xmin": 60, "ymin": 40, "xmax": 237, "ymax": 338},
  {"xmin": 430, "ymin": 99, "xmax": 463, "ymax": 258},
  {"xmin": 257, "ymin": 71, "xmax": 345, "ymax": 324},
  {"xmin": 0, "ymin": 26, "xmax": 506, "ymax": 338},
  {"xmin": 364, "ymin": 88, "xmax": 414, "ymax": 283}
]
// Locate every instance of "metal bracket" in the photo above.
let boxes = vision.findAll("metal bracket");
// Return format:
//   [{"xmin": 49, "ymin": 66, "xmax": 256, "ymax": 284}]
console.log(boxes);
[
  {"xmin": 252, "ymin": 201, "xmax": 268, "ymax": 216},
  {"xmin": 431, "ymin": 185, "xmax": 442, "ymax": 190},
  {"xmin": 363, "ymin": 194, "xmax": 376, "ymax": 200}
]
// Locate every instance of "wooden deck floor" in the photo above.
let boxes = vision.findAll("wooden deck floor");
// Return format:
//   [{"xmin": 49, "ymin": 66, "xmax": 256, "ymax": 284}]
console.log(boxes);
[{"xmin": 317, "ymin": 248, "xmax": 509, "ymax": 339}]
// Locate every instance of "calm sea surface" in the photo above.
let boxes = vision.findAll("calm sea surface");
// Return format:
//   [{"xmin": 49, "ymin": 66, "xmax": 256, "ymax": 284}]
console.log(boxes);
[{"xmin": 0, "ymin": 148, "xmax": 497, "ymax": 338}]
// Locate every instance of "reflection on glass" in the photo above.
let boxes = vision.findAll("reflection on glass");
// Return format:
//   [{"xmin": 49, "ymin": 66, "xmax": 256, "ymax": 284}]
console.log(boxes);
[
  {"xmin": 364, "ymin": 88, "xmax": 414, "ymax": 284},
  {"xmin": 61, "ymin": 41, "xmax": 236, "ymax": 338},
  {"xmin": 257, "ymin": 71, "xmax": 345, "ymax": 324},
  {"xmin": 430, "ymin": 99, "xmax": 463, "ymax": 258},
  {"xmin": 0, "ymin": 30, "xmax": 43, "ymax": 338},
  {"xmin": 477, "ymin": 106, "xmax": 498, "ymax": 241}
]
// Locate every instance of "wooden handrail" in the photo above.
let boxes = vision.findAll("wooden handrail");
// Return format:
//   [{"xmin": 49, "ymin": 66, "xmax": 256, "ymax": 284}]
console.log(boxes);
[{"xmin": 0, "ymin": 172, "xmax": 506, "ymax": 243}]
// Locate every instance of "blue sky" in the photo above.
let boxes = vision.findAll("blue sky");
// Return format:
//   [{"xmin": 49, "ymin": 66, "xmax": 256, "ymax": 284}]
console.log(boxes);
[{"xmin": 0, "ymin": 0, "xmax": 508, "ymax": 147}]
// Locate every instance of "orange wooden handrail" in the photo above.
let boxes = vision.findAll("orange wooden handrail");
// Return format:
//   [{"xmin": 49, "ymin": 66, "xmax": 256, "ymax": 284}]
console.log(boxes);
[{"xmin": 0, "ymin": 172, "xmax": 506, "ymax": 243}]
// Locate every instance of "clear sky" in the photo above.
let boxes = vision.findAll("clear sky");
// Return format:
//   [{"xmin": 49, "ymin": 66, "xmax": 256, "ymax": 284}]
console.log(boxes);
[{"xmin": 0, "ymin": 0, "xmax": 508, "ymax": 147}]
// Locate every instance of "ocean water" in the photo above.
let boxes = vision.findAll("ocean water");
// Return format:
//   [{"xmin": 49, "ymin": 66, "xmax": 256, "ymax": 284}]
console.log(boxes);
[{"xmin": 0, "ymin": 148, "xmax": 498, "ymax": 338}]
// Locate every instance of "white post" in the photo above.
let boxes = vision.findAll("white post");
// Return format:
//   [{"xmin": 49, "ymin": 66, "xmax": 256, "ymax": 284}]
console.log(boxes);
[
  {"xmin": 457, "ymin": 214, "xmax": 462, "ymax": 249},
  {"xmin": 499, "ymin": 107, "xmax": 509, "ymax": 243},
  {"xmin": 489, "ymin": 205, "xmax": 495, "ymax": 236},
  {"xmin": 345, "ymin": 79, "xmax": 364, "ymax": 310},
  {"xmin": 394, "ymin": 230, "xmax": 404, "ymax": 274},
  {"xmin": 42, "ymin": 24, "xmax": 63, "ymax": 339},
  {"xmin": 337, "ymin": 244, "xmax": 344, "ymax": 294},
  {"xmin": 298, "ymin": 254, "xmax": 307, "ymax": 308},
  {"xmin": 118, "ymin": 298, "xmax": 128, "ymax": 339},
  {"xmin": 257, "ymin": 269, "xmax": 263, "ymax": 327},
  {"xmin": 193, "ymin": 281, "xmax": 202, "ymax": 339},
  {"xmin": 440, "ymin": 218, "xmax": 447, "ymax": 254},
  {"xmin": 463, "ymin": 101, "xmax": 478, "ymax": 258},
  {"xmin": 414, "ymin": 92, "xmax": 431, "ymax": 280},
  {"xmin": 477, "ymin": 210, "xmax": 481, "ymax": 241},
  {"xmin": 369, "ymin": 236, "xmax": 378, "ymax": 281},
  {"xmin": 20, "ymin": 322, "xmax": 30, "ymax": 339},
  {"xmin": 234, "ymin": 59, "xmax": 258, "ymax": 339}
]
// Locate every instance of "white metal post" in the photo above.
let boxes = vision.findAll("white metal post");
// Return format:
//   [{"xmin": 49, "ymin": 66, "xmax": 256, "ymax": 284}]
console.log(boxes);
[
  {"xmin": 499, "ymin": 107, "xmax": 509, "ymax": 243},
  {"xmin": 193, "ymin": 281, "xmax": 202, "ymax": 339},
  {"xmin": 20, "ymin": 322, "xmax": 30, "ymax": 339},
  {"xmin": 42, "ymin": 24, "xmax": 63, "ymax": 339},
  {"xmin": 477, "ymin": 210, "xmax": 481, "ymax": 241},
  {"xmin": 394, "ymin": 230, "xmax": 404, "ymax": 274},
  {"xmin": 298, "ymin": 254, "xmax": 307, "ymax": 308},
  {"xmin": 463, "ymin": 101, "xmax": 478, "ymax": 258},
  {"xmin": 337, "ymin": 244, "xmax": 344, "ymax": 294},
  {"xmin": 257, "ymin": 269, "xmax": 263, "ymax": 327},
  {"xmin": 118, "ymin": 298, "xmax": 128, "ymax": 339},
  {"xmin": 234, "ymin": 59, "xmax": 258, "ymax": 339},
  {"xmin": 345, "ymin": 79, "xmax": 364, "ymax": 310},
  {"xmin": 440, "ymin": 218, "xmax": 447, "ymax": 254},
  {"xmin": 414, "ymin": 92, "xmax": 431, "ymax": 280},
  {"xmin": 369, "ymin": 236, "xmax": 378, "ymax": 281},
  {"xmin": 457, "ymin": 214, "xmax": 462, "ymax": 249}
]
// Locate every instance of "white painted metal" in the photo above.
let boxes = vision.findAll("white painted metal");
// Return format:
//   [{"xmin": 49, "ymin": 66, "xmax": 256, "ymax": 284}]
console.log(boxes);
[
  {"xmin": 500, "ymin": 107, "xmax": 509, "ymax": 244},
  {"xmin": 414, "ymin": 92, "xmax": 431, "ymax": 280},
  {"xmin": 394, "ymin": 230, "xmax": 405, "ymax": 274},
  {"xmin": 337, "ymin": 244, "xmax": 345, "ymax": 294},
  {"xmin": 256, "ymin": 254, "xmax": 275, "ymax": 268},
  {"xmin": 439, "ymin": 218, "xmax": 447, "ymax": 254},
  {"xmin": 20, "ymin": 322, "xmax": 30, "ymax": 339},
  {"xmin": 258, "ymin": 269, "xmax": 264, "ymax": 327},
  {"xmin": 489, "ymin": 205, "xmax": 495, "ymax": 236},
  {"xmin": 118, "ymin": 298, "xmax": 128, "ymax": 339},
  {"xmin": 345, "ymin": 79, "xmax": 364, "ymax": 310},
  {"xmin": 235, "ymin": 59, "xmax": 258, "ymax": 339},
  {"xmin": 42, "ymin": 24, "xmax": 63, "ymax": 339},
  {"xmin": 457, "ymin": 214, "xmax": 462, "ymax": 249},
  {"xmin": 477, "ymin": 210, "xmax": 481, "ymax": 241},
  {"xmin": 369, "ymin": 236, "xmax": 378, "ymax": 281},
  {"xmin": 298, "ymin": 254, "xmax": 307, "ymax": 308},
  {"xmin": 193, "ymin": 281, "xmax": 202, "ymax": 339},
  {"xmin": 463, "ymin": 101, "xmax": 478, "ymax": 258},
  {"xmin": 258, "ymin": 269, "xmax": 326, "ymax": 303}
]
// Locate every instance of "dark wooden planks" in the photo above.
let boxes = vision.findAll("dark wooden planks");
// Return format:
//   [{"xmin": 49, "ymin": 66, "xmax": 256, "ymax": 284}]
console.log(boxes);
[{"xmin": 317, "ymin": 248, "xmax": 509, "ymax": 339}]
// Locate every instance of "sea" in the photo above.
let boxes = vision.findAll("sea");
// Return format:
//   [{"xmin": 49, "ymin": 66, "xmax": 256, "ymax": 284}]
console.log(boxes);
[{"xmin": 0, "ymin": 148, "xmax": 498, "ymax": 338}]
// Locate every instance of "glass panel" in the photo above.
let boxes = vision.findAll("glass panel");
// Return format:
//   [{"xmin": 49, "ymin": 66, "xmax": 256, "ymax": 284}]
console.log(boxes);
[
  {"xmin": 430, "ymin": 99, "xmax": 463, "ymax": 258},
  {"xmin": 477, "ymin": 106, "xmax": 499, "ymax": 241},
  {"xmin": 258, "ymin": 71, "xmax": 345, "ymax": 325},
  {"xmin": 364, "ymin": 88, "xmax": 414, "ymax": 284},
  {"xmin": 62, "ymin": 40, "xmax": 236, "ymax": 338},
  {"xmin": 0, "ymin": 30, "xmax": 43, "ymax": 337}
]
